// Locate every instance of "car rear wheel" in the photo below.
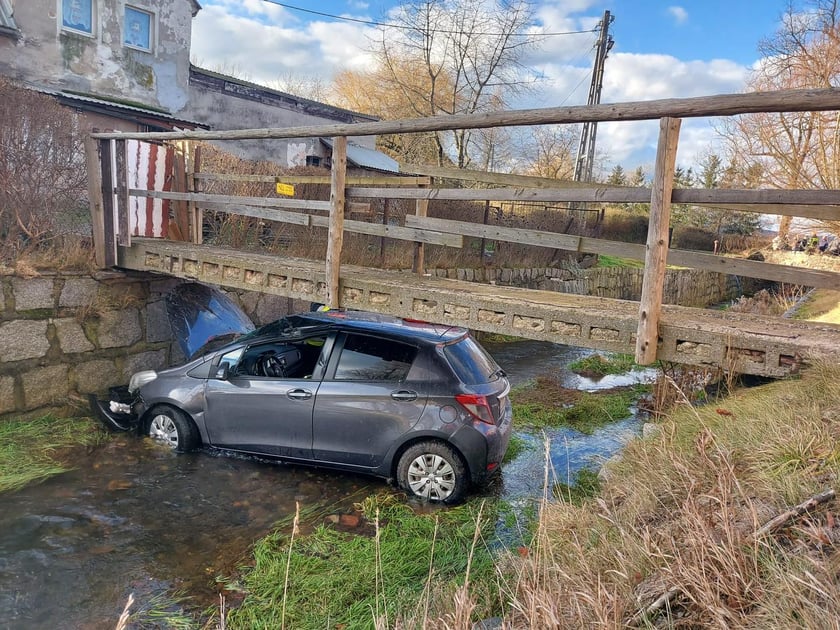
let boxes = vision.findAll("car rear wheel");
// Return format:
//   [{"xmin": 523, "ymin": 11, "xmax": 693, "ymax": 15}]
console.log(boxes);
[
  {"xmin": 397, "ymin": 442, "xmax": 468, "ymax": 504},
  {"xmin": 146, "ymin": 406, "xmax": 199, "ymax": 452}
]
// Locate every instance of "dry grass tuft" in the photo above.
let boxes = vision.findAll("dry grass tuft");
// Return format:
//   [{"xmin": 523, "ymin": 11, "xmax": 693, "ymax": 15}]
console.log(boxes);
[{"xmin": 503, "ymin": 361, "xmax": 840, "ymax": 628}]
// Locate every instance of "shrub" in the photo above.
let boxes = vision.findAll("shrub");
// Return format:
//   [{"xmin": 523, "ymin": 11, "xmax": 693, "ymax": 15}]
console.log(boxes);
[{"xmin": 0, "ymin": 78, "xmax": 89, "ymax": 265}]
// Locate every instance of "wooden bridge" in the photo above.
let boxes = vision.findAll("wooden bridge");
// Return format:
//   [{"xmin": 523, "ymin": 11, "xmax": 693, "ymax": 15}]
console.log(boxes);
[{"xmin": 85, "ymin": 89, "xmax": 840, "ymax": 378}]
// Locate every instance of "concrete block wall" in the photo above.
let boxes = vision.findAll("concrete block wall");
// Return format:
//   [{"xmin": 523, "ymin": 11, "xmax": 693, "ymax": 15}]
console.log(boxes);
[
  {"xmin": 0, "ymin": 271, "xmax": 304, "ymax": 420},
  {"xmin": 430, "ymin": 265, "xmax": 742, "ymax": 307}
]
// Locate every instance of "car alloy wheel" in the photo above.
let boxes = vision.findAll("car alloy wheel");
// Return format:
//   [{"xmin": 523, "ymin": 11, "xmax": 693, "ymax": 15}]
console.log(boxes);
[
  {"xmin": 146, "ymin": 405, "xmax": 199, "ymax": 453},
  {"xmin": 397, "ymin": 442, "xmax": 467, "ymax": 504}
]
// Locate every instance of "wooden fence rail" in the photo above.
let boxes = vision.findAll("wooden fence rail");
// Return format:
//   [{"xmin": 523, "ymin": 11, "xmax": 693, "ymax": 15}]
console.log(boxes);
[{"xmin": 86, "ymin": 87, "xmax": 840, "ymax": 368}]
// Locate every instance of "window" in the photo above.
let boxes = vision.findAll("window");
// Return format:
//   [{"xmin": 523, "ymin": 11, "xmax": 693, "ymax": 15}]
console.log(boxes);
[
  {"xmin": 305, "ymin": 155, "xmax": 321, "ymax": 168},
  {"xmin": 334, "ymin": 335, "xmax": 416, "ymax": 382},
  {"xmin": 62, "ymin": 0, "xmax": 93, "ymax": 35},
  {"xmin": 124, "ymin": 6, "xmax": 153, "ymax": 51}
]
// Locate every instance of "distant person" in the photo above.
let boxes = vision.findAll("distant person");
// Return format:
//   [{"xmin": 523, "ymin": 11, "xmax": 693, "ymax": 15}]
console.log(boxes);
[
  {"xmin": 819, "ymin": 235, "xmax": 829, "ymax": 253},
  {"xmin": 713, "ymin": 239, "xmax": 719, "ymax": 254}
]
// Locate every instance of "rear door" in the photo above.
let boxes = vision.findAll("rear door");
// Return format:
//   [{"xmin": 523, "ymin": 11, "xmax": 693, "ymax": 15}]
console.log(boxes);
[{"xmin": 311, "ymin": 332, "xmax": 427, "ymax": 468}]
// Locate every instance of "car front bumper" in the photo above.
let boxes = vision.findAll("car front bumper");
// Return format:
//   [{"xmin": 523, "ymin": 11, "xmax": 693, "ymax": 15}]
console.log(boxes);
[{"xmin": 89, "ymin": 386, "xmax": 141, "ymax": 432}]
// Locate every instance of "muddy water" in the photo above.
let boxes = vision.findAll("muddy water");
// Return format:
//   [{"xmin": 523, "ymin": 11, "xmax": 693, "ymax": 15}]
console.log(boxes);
[{"xmin": 0, "ymin": 341, "xmax": 653, "ymax": 629}]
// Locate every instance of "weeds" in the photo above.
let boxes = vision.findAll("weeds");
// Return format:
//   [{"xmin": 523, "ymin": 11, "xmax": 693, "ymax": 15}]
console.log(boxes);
[
  {"xmin": 511, "ymin": 377, "xmax": 648, "ymax": 433},
  {"xmin": 0, "ymin": 415, "xmax": 105, "ymax": 493},
  {"xmin": 567, "ymin": 352, "xmax": 644, "ymax": 377}
]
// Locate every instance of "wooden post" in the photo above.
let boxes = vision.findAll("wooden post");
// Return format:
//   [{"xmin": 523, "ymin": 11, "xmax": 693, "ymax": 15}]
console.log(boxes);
[
  {"xmin": 98, "ymin": 139, "xmax": 117, "ymax": 267},
  {"xmin": 380, "ymin": 197, "xmax": 390, "ymax": 266},
  {"xmin": 113, "ymin": 139, "xmax": 131, "ymax": 247},
  {"xmin": 190, "ymin": 143, "xmax": 203, "ymax": 244},
  {"xmin": 480, "ymin": 199, "xmax": 490, "ymax": 260},
  {"xmin": 84, "ymin": 133, "xmax": 107, "ymax": 268},
  {"xmin": 412, "ymin": 180, "xmax": 430, "ymax": 274},
  {"xmin": 326, "ymin": 136, "xmax": 347, "ymax": 308},
  {"xmin": 636, "ymin": 117, "xmax": 681, "ymax": 364}
]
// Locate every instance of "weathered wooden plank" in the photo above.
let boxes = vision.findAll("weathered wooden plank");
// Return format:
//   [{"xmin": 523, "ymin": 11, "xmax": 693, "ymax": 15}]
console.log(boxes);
[
  {"xmin": 405, "ymin": 215, "xmax": 581, "ymax": 250},
  {"xmin": 99, "ymin": 139, "xmax": 117, "ymax": 267},
  {"xmin": 311, "ymin": 215, "xmax": 462, "ymax": 247},
  {"xmin": 84, "ymin": 135, "xmax": 107, "ymax": 268},
  {"xmin": 407, "ymin": 215, "xmax": 840, "ymax": 288},
  {"xmin": 130, "ymin": 189, "xmax": 371, "ymax": 215},
  {"xmin": 638, "ymin": 118, "xmax": 681, "ymax": 364},
  {"xmin": 349, "ymin": 185, "xmax": 840, "ymax": 207},
  {"xmin": 401, "ymin": 163, "xmax": 596, "ymax": 189},
  {"xmin": 193, "ymin": 173, "xmax": 431, "ymax": 186},
  {"xmin": 207, "ymin": 204, "xmax": 311, "ymax": 226},
  {"xmin": 91, "ymin": 88, "xmax": 840, "ymax": 141},
  {"xmin": 327, "ymin": 136, "xmax": 347, "ymax": 308},
  {"xmin": 113, "ymin": 139, "xmax": 131, "ymax": 248}
]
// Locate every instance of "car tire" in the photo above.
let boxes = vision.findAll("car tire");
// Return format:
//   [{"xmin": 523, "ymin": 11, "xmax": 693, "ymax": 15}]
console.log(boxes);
[
  {"xmin": 146, "ymin": 405, "xmax": 199, "ymax": 452},
  {"xmin": 397, "ymin": 442, "xmax": 468, "ymax": 504}
]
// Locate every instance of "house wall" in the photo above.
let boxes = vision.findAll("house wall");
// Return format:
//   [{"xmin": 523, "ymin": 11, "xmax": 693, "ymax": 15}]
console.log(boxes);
[
  {"xmin": 0, "ymin": 0, "xmax": 194, "ymax": 112},
  {"xmin": 182, "ymin": 68, "xmax": 379, "ymax": 165}
]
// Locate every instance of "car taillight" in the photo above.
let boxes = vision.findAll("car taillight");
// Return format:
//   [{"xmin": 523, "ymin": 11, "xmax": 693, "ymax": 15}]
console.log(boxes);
[{"xmin": 456, "ymin": 394, "xmax": 495, "ymax": 425}]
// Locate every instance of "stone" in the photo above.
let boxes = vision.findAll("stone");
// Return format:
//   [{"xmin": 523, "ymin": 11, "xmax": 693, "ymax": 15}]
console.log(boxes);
[
  {"xmin": 255, "ymin": 293, "xmax": 289, "ymax": 325},
  {"xmin": 59, "ymin": 277, "xmax": 99, "ymax": 308},
  {"xmin": 0, "ymin": 376, "xmax": 15, "ymax": 414},
  {"xmin": 12, "ymin": 277, "xmax": 54, "ymax": 310},
  {"xmin": 339, "ymin": 513, "xmax": 361, "ymax": 528},
  {"xmin": 0, "ymin": 320, "xmax": 50, "ymax": 362},
  {"xmin": 97, "ymin": 308, "xmax": 142, "ymax": 348},
  {"xmin": 124, "ymin": 350, "xmax": 167, "ymax": 378},
  {"xmin": 22, "ymin": 365, "xmax": 69, "ymax": 409},
  {"xmin": 145, "ymin": 299, "xmax": 172, "ymax": 343},
  {"xmin": 54, "ymin": 318, "xmax": 95, "ymax": 354},
  {"xmin": 74, "ymin": 359, "xmax": 122, "ymax": 394}
]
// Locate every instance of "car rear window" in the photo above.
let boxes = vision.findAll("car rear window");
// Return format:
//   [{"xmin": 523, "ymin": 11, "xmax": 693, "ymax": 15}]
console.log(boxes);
[{"xmin": 442, "ymin": 337, "xmax": 501, "ymax": 385}]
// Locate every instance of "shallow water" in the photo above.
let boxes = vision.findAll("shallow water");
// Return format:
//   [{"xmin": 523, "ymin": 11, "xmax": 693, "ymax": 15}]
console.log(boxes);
[{"xmin": 0, "ymin": 341, "xmax": 654, "ymax": 628}]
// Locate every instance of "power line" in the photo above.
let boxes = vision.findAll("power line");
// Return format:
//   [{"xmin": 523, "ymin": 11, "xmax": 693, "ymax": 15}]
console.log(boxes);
[{"xmin": 262, "ymin": 1, "xmax": 598, "ymax": 38}]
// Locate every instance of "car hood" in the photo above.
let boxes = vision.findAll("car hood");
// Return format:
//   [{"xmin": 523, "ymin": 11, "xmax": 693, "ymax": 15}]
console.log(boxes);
[{"xmin": 165, "ymin": 282, "xmax": 255, "ymax": 360}]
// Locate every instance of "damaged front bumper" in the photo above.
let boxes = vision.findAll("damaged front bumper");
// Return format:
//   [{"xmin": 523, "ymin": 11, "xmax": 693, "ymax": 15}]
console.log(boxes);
[{"xmin": 89, "ymin": 386, "xmax": 141, "ymax": 432}]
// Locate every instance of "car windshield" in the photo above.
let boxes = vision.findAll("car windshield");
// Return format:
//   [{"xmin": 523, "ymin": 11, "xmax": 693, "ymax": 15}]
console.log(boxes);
[
  {"xmin": 442, "ymin": 337, "xmax": 502, "ymax": 385},
  {"xmin": 241, "ymin": 315, "xmax": 332, "ymax": 341}
]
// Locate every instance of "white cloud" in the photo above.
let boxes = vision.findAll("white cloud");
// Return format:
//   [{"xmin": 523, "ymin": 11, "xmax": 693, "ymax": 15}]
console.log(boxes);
[{"xmin": 667, "ymin": 6, "xmax": 689, "ymax": 25}]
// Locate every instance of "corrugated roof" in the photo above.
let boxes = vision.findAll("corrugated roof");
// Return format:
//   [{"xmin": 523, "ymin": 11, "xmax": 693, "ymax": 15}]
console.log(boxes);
[
  {"xmin": 321, "ymin": 138, "xmax": 400, "ymax": 174},
  {"xmin": 29, "ymin": 85, "xmax": 206, "ymax": 129}
]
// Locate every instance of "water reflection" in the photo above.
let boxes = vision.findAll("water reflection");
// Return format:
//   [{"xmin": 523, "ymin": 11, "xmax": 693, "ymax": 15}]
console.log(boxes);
[{"xmin": 0, "ymin": 341, "xmax": 653, "ymax": 628}]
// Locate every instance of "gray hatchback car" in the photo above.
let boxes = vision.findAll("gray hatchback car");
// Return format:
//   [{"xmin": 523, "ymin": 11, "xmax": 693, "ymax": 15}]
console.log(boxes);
[{"xmin": 95, "ymin": 290, "xmax": 512, "ymax": 504}]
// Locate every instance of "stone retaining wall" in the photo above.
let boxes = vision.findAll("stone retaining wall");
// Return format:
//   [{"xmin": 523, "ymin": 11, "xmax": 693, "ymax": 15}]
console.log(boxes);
[
  {"xmin": 430, "ymin": 265, "xmax": 744, "ymax": 307},
  {"xmin": 0, "ymin": 272, "xmax": 303, "ymax": 420}
]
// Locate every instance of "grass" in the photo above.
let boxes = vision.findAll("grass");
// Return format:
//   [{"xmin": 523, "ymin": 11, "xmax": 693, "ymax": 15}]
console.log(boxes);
[
  {"xmin": 511, "ymin": 376, "xmax": 648, "ymax": 434},
  {"xmin": 0, "ymin": 414, "xmax": 106, "ymax": 493},
  {"xmin": 552, "ymin": 468, "xmax": 601, "ymax": 506},
  {"xmin": 594, "ymin": 254, "xmax": 645, "ymax": 268},
  {"xmin": 502, "ymin": 361, "xmax": 840, "ymax": 627},
  {"xmin": 225, "ymin": 494, "xmax": 504, "ymax": 629},
  {"xmin": 503, "ymin": 433, "xmax": 528, "ymax": 462},
  {"xmin": 567, "ymin": 352, "xmax": 645, "ymax": 377},
  {"xmin": 793, "ymin": 288, "xmax": 840, "ymax": 324}
]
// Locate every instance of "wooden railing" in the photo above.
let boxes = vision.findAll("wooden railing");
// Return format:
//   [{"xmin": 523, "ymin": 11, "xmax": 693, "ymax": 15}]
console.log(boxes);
[{"xmin": 86, "ymin": 87, "xmax": 840, "ymax": 366}]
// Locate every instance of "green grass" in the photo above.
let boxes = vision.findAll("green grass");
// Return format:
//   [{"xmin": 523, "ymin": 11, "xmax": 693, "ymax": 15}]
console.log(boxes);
[
  {"xmin": 225, "ymin": 495, "xmax": 503, "ymax": 629},
  {"xmin": 594, "ymin": 255, "xmax": 645, "ymax": 268},
  {"xmin": 0, "ymin": 415, "xmax": 105, "ymax": 493},
  {"xmin": 503, "ymin": 433, "xmax": 529, "ymax": 463},
  {"xmin": 568, "ymin": 353, "xmax": 645, "ymax": 377},
  {"xmin": 512, "ymin": 384, "xmax": 649, "ymax": 434}
]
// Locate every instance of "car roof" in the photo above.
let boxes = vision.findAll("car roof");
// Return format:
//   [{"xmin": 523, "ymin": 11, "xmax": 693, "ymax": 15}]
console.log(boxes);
[{"xmin": 281, "ymin": 310, "xmax": 469, "ymax": 344}]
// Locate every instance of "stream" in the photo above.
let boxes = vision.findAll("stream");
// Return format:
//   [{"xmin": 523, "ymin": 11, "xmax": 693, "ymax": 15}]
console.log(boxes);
[{"xmin": 0, "ymin": 340, "xmax": 654, "ymax": 629}]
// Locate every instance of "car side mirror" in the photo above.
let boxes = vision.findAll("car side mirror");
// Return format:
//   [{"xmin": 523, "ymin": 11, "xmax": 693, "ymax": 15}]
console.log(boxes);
[{"xmin": 213, "ymin": 363, "xmax": 230, "ymax": 380}]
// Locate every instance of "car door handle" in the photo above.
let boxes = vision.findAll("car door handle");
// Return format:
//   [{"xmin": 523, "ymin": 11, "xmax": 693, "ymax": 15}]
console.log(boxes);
[
  {"xmin": 391, "ymin": 390, "xmax": 418, "ymax": 402},
  {"xmin": 287, "ymin": 389, "xmax": 313, "ymax": 400}
]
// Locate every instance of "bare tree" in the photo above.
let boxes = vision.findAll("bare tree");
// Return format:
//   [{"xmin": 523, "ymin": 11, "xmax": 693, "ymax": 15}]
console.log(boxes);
[
  {"xmin": 334, "ymin": 0, "xmax": 536, "ymax": 168},
  {"xmin": 516, "ymin": 125, "xmax": 578, "ymax": 179},
  {"xmin": 718, "ymin": 0, "xmax": 840, "ymax": 239}
]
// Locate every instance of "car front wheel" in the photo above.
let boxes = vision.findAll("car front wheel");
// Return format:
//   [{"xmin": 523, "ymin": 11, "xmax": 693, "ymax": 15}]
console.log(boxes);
[
  {"xmin": 146, "ymin": 405, "xmax": 199, "ymax": 452},
  {"xmin": 397, "ymin": 442, "xmax": 468, "ymax": 504}
]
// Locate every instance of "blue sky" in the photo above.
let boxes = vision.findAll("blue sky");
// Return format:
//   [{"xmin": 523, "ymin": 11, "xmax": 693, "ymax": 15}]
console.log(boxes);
[{"xmin": 191, "ymin": 1, "xmax": 795, "ymax": 170}]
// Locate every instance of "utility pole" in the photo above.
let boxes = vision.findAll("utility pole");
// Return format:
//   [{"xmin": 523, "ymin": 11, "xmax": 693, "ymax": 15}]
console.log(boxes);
[{"xmin": 573, "ymin": 10, "xmax": 614, "ymax": 186}]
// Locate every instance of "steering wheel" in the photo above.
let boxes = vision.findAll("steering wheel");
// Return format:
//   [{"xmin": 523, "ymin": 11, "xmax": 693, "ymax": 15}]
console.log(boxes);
[{"xmin": 259, "ymin": 352, "xmax": 285, "ymax": 377}]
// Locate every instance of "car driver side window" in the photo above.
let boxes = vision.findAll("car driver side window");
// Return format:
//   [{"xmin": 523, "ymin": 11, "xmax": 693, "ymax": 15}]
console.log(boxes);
[{"xmin": 334, "ymin": 334, "xmax": 417, "ymax": 382}]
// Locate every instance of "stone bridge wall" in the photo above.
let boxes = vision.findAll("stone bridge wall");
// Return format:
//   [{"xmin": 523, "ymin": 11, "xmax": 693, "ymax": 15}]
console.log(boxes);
[{"xmin": 0, "ymin": 272, "xmax": 300, "ymax": 420}]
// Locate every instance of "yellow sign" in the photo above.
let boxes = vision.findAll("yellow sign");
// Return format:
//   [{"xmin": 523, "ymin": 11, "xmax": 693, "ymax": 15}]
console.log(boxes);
[{"xmin": 275, "ymin": 182, "xmax": 295, "ymax": 196}]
